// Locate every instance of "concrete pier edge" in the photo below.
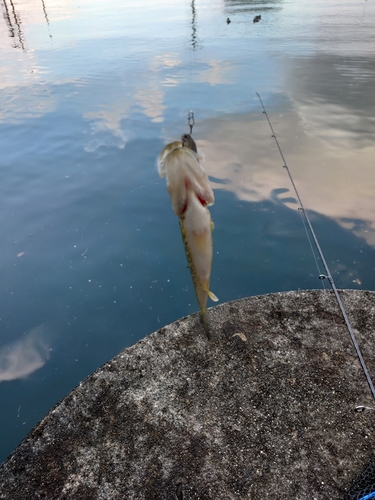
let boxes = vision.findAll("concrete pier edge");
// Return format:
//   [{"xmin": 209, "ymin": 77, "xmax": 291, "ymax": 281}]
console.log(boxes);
[{"xmin": 1, "ymin": 289, "xmax": 375, "ymax": 499}]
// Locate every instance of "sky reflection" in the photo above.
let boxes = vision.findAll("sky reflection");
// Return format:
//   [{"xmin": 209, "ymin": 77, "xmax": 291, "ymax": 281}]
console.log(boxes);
[
  {"xmin": 201, "ymin": 106, "xmax": 375, "ymax": 247},
  {"xmin": 1, "ymin": 0, "xmax": 375, "ymax": 465},
  {"xmin": 0, "ymin": 326, "xmax": 50, "ymax": 382}
]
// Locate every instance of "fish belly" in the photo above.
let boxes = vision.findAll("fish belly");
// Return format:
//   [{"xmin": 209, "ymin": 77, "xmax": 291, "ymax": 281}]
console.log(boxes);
[{"xmin": 180, "ymin": 191, "xmax": 213, "ymax": 313}]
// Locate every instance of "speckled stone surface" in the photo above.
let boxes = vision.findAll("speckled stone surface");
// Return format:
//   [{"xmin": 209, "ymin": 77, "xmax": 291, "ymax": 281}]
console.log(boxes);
[{"xmin": 1, "ymin": 290, "xmax": 375, "ymax": 499}]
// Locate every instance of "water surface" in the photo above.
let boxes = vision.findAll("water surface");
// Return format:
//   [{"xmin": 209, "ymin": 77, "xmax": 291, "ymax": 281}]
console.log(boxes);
[{"xmin": 1, "ymin": 0, "xmax": 375, "ymax": 462}]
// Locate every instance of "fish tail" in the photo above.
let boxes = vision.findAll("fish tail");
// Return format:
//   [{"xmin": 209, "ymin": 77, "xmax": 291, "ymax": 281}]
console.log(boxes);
[{"xmin": 200, "ymin": 310, "xmax": 211, "ymax": 340}]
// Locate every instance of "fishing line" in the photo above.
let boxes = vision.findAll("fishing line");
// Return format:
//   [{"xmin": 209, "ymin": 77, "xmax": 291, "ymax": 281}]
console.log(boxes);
[
  {"xmin": 187, "ymin": 0, "xmax": 197, "ymax": 136},
  {"xmin": 256, "ymin": 92, "xmax": 375, "ymax": 404},
  {"xmin": 188, "ymin": 111, "xmax": 195, "ymax": 135}
]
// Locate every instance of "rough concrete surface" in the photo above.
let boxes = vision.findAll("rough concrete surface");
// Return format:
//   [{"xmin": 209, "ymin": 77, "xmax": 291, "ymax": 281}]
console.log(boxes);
[{"xmin": 1, "ymin": 290, "xmax": 375, "ymax": 500}]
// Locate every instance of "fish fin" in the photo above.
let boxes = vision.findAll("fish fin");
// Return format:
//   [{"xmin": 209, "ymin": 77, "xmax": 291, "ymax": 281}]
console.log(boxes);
[
  {"xmin": 210, "ymin": 220, "xmax": 214, "ymax": 231},
  {"xmin": 200, "ymin": 312, "xmax": 211, "ymax": 340},
  {"xmin": 204, "ymin": 287, "xmax": 219, "ymax": 302},
  {"xmin": 157, "ymin": 141, "xmax": 182, "ymax": 177},
  {"xmin": 207, "ymin": 289, "xmax": 219, "ymax": 302},
  {"xmin": 194, "ymin": 184, "xmax": 214, "ymax": 206}
]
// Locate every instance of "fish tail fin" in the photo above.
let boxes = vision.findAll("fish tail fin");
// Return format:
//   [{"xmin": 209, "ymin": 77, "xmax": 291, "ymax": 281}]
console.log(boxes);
[{"xmin": 200, "ymin": 311, "xmax": 211, "ymax": 341}]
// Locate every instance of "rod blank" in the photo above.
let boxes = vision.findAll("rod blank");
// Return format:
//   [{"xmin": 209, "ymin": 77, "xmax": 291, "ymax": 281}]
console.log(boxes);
[{"xmin": 256, "ymin": 92, "xmax": 375, "ymax": 403}]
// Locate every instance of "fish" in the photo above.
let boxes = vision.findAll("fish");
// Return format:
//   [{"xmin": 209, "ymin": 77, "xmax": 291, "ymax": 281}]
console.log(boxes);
[{"xmin": 158, "ymin": 134, "xmax": 218, "ymax": 338}]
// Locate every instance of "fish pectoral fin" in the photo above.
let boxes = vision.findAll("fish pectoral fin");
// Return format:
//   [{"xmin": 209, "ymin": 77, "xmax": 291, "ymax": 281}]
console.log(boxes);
[
  {"xmin": 208, "ymin": 291, "xmax": 219, "ymax": 302},
  {"xmin": 206, "ymin": 288, "xmax": 219, "ymax": 302}
]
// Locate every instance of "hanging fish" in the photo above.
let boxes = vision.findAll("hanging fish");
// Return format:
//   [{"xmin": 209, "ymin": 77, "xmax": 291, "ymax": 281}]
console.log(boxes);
[{"xmin": 158, "ymin": 134, "xmax": 218, "ymax": 338}]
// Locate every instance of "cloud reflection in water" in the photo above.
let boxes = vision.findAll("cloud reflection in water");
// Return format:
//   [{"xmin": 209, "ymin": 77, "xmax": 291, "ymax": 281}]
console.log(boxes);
[
  {"xmin": 0, "ymin": 326, "xmax": 50, "ymax": 382},
  {"xmin": 199, "ymin": 107, "xmax": 375, "ymax": 247}
]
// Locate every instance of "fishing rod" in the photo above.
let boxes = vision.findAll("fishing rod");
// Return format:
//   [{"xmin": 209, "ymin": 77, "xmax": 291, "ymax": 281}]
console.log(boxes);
[{"xmin": 256, "ymin": 92, "xmax": 375, "ymax": 404}]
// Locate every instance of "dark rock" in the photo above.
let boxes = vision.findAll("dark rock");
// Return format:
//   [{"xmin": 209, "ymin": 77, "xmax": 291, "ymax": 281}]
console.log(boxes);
[{"xmin": 1, "ymin": 290, "xmax": 375, "ymax": 499}]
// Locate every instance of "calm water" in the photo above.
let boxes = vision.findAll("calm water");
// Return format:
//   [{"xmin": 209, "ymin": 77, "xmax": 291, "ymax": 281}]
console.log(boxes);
[{"xmin": 1, "ymin": 0, "xmax": 375, "ymax": 463}]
